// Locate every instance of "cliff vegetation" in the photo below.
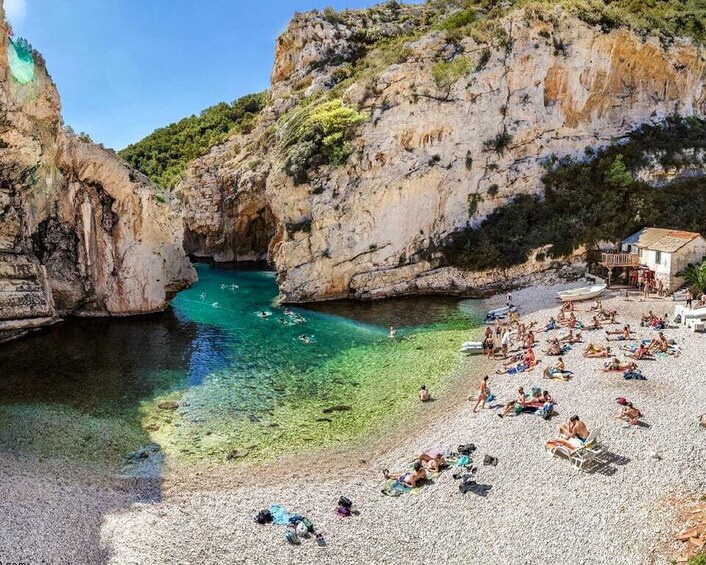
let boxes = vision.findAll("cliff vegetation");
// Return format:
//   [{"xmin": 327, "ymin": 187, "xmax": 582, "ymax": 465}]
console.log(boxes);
[
  {"xmin": 119, "ymin": 92, "xmax": 268, "ymax": 190},
  {"xmin": 445, "ymin": 116, "xmax": 706, "ymax": 270}
]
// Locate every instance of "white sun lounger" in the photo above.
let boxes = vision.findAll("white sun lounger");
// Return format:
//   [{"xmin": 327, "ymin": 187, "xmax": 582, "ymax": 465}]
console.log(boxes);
[{"xmin": 546, "ymin": 427, "xmax": 604, "ymax": 470}]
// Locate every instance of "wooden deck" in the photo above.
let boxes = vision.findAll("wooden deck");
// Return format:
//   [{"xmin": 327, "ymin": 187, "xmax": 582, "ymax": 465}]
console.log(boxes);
[{"xmin": 599, "ymin": 252, "xmax": 639, "ymax": 268}]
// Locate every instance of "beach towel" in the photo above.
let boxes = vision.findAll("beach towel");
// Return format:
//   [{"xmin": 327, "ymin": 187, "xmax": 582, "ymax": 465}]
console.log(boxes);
[
  {"xmin": 269, "ymin": 504, "xmax": 291, "ymax": 525},
  {"xmin": 623, "ymin": 370, "xmax": 646, "ymax": 381},
  {"xmin": 381, "ymin": 474, "xmax": 437, "ymax": 497}
]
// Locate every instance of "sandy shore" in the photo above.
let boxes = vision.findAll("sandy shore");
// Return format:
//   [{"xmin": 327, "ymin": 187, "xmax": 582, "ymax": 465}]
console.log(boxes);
[{"xmin": 2, "ymin": 282, "xmax": 705, "ymax": 564}]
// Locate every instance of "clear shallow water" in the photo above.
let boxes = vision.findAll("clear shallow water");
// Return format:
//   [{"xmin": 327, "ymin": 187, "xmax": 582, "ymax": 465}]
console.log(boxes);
[{"xmin": 0, "ymin": 264, "xmax": 482, "ymax": 466}]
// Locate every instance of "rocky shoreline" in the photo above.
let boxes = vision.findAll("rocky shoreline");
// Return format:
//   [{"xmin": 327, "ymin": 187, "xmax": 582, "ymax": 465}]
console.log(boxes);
[{"xmin": 2, "ymin": 282, "xmax": 703, "ymax": 564}]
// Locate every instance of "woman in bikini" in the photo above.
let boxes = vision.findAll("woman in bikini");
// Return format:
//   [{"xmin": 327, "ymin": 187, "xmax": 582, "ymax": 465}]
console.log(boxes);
[
  {"xmin": 470, "ymin": 375, "xmax": 491, "ymax": 413},
  {"xmin": 603, "ymin": 358, "xmax": 637, "ymax": 372},
  {"xmin": 583, "ymin": 343, "xmax": 611, "ymax": 358}
]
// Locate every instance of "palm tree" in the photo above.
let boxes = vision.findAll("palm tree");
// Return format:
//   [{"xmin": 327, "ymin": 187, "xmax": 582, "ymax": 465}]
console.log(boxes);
[{"xmin": 678, "ymin": 262, "xmax": 706, "ymax": 294}]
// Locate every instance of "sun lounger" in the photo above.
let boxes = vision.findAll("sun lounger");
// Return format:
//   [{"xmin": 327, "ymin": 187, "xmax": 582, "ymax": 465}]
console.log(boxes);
[{"xmin": 545, "ymin": 427, "xmax": 604, "ymax": 470}]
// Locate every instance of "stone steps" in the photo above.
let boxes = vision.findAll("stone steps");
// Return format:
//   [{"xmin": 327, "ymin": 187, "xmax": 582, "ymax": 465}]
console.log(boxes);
[
  {"xmin": 0, "ymin": 278, "xmax": 43, "ymax": 293},
  {"xmin": 0, "ymin": 252, "xmax": 56, "ymax": 323}
]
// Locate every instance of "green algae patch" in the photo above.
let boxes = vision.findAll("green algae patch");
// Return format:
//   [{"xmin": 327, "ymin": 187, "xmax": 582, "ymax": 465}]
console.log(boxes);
[{"xmin": 143, "ymin": 324, "xmax": 475, "ymax": 463}]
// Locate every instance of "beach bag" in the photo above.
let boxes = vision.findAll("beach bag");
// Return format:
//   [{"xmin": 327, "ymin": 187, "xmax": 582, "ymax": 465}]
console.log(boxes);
[
  {"xmin": 458, "ymin": 444, "xmax": 476, "ymax": 455},
  {"xmin": 513, "ymin": 404, "xmax": 523, "ymax": 415},
  {"xmin": 338, "ymin": 496, "xmax": 353, "ymax": 509},
  {"xmin": 616, "ymin": 397, "xmax": 628, "ymax": 406},
  {"xmin": 295, "ymin": 521, "xmax": 310, "ymax": 538},
  {"xmin": 301, "ymin": 517, "xmax": 315, "ymax": 532},
  {"xmin": 336, "ymin": 506, "xmax": 352, "ymax": 517},
  {"xmin": 253, "ymin": 509, "xmax": 272, "ymax": 524}
]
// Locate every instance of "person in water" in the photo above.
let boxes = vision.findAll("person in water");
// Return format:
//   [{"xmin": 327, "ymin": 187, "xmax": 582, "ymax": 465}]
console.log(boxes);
[
  {"xmin": 558, "ymin": 415, "xmax": 589, "ymax": 442},
  {"xmin": 390, "ymin": 326, "xmax": 397, "ymax": 338},
  {"xmin": 419, "ymin": 385, "xmax": 431, "ymax": 402}
]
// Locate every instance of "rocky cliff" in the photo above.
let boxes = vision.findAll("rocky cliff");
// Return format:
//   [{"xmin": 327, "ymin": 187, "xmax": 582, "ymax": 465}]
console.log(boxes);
[
  {"xmin": 177, "ymin": 1, "xmax": 706, "ymax": 302},
  {"xmin": 0, "ymin": 3, "xmax": 195, "ymax": 342}
]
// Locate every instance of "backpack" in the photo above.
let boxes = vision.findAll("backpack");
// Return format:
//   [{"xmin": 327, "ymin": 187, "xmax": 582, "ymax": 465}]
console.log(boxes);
[
  {"xmin": 253, "ymin": 509, "xmax": 272, "ymax": 524},
  {"xmin": 458, "ymin": 443, "xmax": 476, "ymax": 455}
]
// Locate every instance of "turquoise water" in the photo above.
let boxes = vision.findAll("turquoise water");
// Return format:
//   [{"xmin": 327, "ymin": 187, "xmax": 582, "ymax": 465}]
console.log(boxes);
[{"xmin": 0, "ymin": 264, "xmax": 482, "ymax": 466}]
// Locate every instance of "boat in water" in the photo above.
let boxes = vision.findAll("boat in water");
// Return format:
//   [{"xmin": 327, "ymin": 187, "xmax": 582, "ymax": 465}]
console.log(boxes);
[
  {"xmin": 556, "ymin": 284, "xmax": 607, "ymax": 302},
  {"xmin": 484, "ymin": 304, "xmax": 517, "ymax": 324}
]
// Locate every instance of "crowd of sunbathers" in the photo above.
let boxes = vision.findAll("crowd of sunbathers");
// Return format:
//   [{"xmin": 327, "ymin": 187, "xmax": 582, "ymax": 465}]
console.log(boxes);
[{"xmin": 469, "ymin": 294, "xmax": 669, "ymax": 435}]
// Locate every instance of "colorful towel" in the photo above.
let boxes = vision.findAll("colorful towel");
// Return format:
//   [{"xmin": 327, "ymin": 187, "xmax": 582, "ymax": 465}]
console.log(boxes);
[{"xmin": 269, "ymin": 504, "xmax": 291, "ymax": 525}]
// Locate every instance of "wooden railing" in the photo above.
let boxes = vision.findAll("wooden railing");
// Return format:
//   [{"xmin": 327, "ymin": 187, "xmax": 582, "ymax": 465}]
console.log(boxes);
[{"xmin": 599, "ymin": 252, "xmax": 640, "ymax": 267}]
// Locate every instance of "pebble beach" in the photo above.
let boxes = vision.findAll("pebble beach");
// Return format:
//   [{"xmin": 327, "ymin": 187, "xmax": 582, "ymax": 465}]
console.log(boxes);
[{"xmin": 2, "ymin": 283, "xmax": 705, "ymax": 565}]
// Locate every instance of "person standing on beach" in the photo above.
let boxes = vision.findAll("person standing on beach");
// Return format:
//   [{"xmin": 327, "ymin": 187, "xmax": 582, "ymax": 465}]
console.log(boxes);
[
  {"xmin": 501, "ymin": 327, "xmax": 512, "ymax": 358},
  {"xmin": 470, "ymin": 375, "xmax": 490, "ymax": 413},
  {"xmin": 686, "ymin": 289, "xmax": 693, "ymax": 309}
]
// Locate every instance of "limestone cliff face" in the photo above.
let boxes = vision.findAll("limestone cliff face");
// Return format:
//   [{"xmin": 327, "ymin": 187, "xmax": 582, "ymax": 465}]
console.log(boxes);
[
  {"xmin": 0, "ymin": 3, "xmax": 194, "ymax": 341},
  {"xmin": 178, "ymin": 3, "xmax": 706, "ymax": 302}
]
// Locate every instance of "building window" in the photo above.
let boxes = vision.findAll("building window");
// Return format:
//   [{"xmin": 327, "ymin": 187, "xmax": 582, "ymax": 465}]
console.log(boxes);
[{"xmin": 655, "ymin": 250, "xmax": 662, "ymax": 265}]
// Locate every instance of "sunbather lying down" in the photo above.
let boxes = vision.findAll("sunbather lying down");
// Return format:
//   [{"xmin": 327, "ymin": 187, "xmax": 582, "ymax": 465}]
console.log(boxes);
[
  {"xmin": 603, "ymin": 358, "xmax": 637, "ymax": 372},
  {"xmin": 383, "ymin": 461, "xmax": 427, "ymax": 488},
  {"xmin": 622, "ymin": 343, "xmax": 654, "ymax": 360},
  {"xmin": 583, "ymin": 343, "xmax": 611, "ymax": 358}
]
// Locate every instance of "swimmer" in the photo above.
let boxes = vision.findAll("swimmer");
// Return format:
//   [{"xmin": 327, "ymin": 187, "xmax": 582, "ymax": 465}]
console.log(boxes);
[{"xmin": 390, "ymin": 326, "xmax": 397, "ymax": 338}]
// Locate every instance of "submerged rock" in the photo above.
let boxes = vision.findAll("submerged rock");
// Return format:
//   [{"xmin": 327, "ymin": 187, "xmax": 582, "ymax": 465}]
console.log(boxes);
[
  {"xmin": 322, "ymin": 405, "xmax": 352, "ymax": 414},
  {"xmin": 226, "ymin": 449, "xmax": 249, "ymax": 460},
  {"xmin": 157, "ymin": 401, "xmax": 179, "ymax": 410}
]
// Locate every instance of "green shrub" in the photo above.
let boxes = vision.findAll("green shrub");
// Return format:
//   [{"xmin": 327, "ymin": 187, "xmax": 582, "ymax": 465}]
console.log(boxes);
[
  {"xmin": 120, "ymin": 92, "xmax": 268, "ymax": 189},
  {"xmin": 432, "ymin": 56, "xmax": 472, "ymax": 89},
  {"xmin": 690, "ymin": 552, "xmax": 706, "ymax": 565},
  {"xmin": 322, "ymin": 7, "xmax": 346, "ymax": 25},
  {"xmin": 280, "ymin": 99, "xmax": 366, "ymax": 184},
  {"xmin": 439, "ymin": 7, "xmax": 476, "ymax": 32},
  {"xmin": 443, "ymin": 116, "xmax": 706, "ymax": 271},
  {"xmin": 483, "ymin": 131, "xmax": 513, "ymax": 155},
  {"xmin": 678, "ymin": 263, "xmax": 706, "ymax": 294}
]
